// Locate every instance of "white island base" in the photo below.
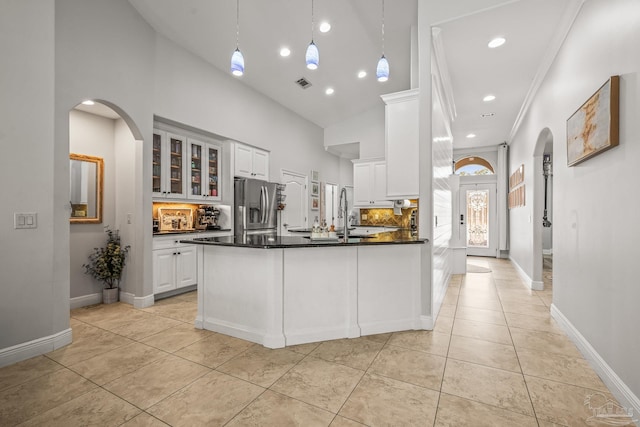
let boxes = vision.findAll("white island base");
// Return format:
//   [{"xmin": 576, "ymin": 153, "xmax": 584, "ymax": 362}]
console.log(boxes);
[{"xmin": 195, "ymin": 243, "xmax": 428, "ymax": 348}]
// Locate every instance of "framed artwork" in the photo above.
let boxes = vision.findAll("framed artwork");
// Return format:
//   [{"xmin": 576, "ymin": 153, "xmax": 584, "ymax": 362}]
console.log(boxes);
[
  {"xmin": 311, "ymin": 170, "xmax": 319, "ymax": 181},
  {"xmin": 567, "ymin": 76, "xmax": 620, "ymax": 166},
  {"xmin": 311, "ymin": 196, "xmax": 319, "ymax": 210},
  {"xmin": 311, "ymin": 181, "xmax": 319, "ymax": 196}
]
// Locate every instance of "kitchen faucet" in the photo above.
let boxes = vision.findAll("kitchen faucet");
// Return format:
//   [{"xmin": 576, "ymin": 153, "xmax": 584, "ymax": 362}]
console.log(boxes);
[{"xmin": 339, "ymin": 187, "xmax": 349, "ymax": 241}]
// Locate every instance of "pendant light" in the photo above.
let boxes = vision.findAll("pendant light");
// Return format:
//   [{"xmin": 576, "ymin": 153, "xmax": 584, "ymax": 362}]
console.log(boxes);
[
  {"xmin": 376, "ymin": 0, "xmax": 389, "ymax": 82},
  {"xmin": 305, "ymin": 0, "xmax": 319, "ymax": 70},
  {"xmin": 230, "ymin": 0, "xmax": 244, "ymax": 76}
]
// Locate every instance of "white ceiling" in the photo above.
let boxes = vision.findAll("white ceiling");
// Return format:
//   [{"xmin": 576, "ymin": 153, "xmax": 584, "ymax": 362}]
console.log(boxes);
[
  {"xmin": 77, "ymin": 1, "xmax": 579, "ymax": 151},
  {"xmin": 128, "ymin": 0, "xmax": 417, "ymax": 129},
  {"xmin": 438, "ymin": 0, "xmax": 577, "ymax": 150}
]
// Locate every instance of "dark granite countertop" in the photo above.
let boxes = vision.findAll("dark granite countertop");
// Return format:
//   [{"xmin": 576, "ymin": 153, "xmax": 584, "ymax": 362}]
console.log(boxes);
[
  {"xmin": 154, "ymin": 228, "xmax": 231, "ymax": 236},
  {"xmin": 181, "ymin": 231, "xmax": 426, "ymax": 249}
]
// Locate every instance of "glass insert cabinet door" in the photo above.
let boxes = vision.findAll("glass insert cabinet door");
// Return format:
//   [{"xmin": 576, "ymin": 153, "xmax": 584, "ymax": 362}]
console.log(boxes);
[
  {"xmin": 152, "ymin": 132, "xmax": 162, "ymax": 193},
  {"xmin": 153, "ymin": 130, "xmax": 186, "ymax": 198},
  {"xmin": 169, "ymin": 136, "xmax": 183, "ymax": 194},
  {"xmin": 188, "ymin": 138, "xmax": 221, "ymax": 201}
]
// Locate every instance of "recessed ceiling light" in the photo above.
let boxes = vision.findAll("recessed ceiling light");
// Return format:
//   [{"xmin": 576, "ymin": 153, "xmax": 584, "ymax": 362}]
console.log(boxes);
[
  {"xmin": 280, "ymin": 47, "xmax": 291, "ymax": 57},
  {"xmin": 466, "ymin": 133, "xmax": 477, "ymax": 139},
  {"xmin": 488, "ymin": 37, "xmax": 506, "ymax": 48},
  {"xmin": 319, "ymin": 22, "xmax": 331, "ymax": 33},
  {"xmin": 357, "ymin": 71, "xmax": 367, "ymax": 79},
  {"xmin": 82, "ymin": 100, "xmax": 95, "ymax": 106},
  {"xmin": 483, "ymin": 95, "xmax": 496, "ymax": 102},
  {"xmin": 325, "ymin": 87, "xmax": 335, "ymax": 95}
]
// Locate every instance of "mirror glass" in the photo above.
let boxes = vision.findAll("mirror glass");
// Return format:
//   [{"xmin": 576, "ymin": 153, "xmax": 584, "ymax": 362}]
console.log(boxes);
[{"xmin": 70, "ymin": 153, "xmax": 103, "ymax": 223}]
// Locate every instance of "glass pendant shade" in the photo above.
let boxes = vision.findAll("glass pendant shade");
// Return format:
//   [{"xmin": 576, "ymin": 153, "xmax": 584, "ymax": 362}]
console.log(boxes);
[
  {"xmin": 231, "ymin": 48, "xmax": 244, "ymax": 76},
  {"xmin": 376, "ymin": 55, "xmax": 389, "ymax": 82},
  {"xmin": 306, "ymin": 41, "xmax": 319, "ymax": 70}
]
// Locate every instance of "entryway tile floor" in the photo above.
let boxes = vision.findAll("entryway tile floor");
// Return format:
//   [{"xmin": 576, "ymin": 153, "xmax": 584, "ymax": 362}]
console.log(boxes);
[{"xmin": 0, "ymin": 257, "xmax": 626, "ymax": 426}]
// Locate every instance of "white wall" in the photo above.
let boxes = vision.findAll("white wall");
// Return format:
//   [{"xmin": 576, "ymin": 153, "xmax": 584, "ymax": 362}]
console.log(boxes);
[
  {"xmin": 56, "ymin": 0, "xmax": 156, "ymax": 304},
  {"xmin": 508, "ymin": 0, "xmax": 640, "ymax": 404},
  {"xmin": 69, "ymin": 110, "xmax": 117, "ymax": 299},
  {"xmin": 114, "ymin": 118, "xmax": 138, "ymax": 295},
  {"xmin": 0, "ymin": 1, "xmax": 62, "ymax": 353},
  {"xmin": 153, "ymin": 35, "xmax": 343, "ymax": 225},
  {"xmin": 324, "ymin": 105, "xmax": 385, "ymax": 160}
]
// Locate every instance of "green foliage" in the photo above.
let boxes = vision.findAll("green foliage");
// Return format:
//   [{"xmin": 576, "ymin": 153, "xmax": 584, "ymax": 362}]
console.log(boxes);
[{"xmin": 83, "ymin": 227, "xmax": 130, "ymax": 289}]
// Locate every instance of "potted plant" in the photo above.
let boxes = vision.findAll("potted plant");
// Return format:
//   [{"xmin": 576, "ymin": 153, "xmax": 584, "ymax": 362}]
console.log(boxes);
[{"xmin": 83, "ymin": 226, "xmax": 130, "ymax": 304}]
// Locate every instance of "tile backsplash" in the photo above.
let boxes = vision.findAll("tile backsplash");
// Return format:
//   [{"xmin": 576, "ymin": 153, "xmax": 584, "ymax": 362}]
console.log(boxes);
[{"xmin": 359, "ymin": 200, "xmax": 418, "ymax": 230}]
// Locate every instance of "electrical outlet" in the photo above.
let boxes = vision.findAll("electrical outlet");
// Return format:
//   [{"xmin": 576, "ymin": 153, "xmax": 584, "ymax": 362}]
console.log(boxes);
[
  {"xmin": 14, "ymin": 212, "xmax": 37, "ymax": 229},
  {"xmin": 127, "ymin": 213, "xmax": 132, "ymax": 224}
]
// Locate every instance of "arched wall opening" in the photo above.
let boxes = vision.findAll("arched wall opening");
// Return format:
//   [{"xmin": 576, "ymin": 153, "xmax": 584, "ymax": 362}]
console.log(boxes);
[
  {"xmin": 532, "ymin": 127, "xmax": 553, "ymax": 290},
  {"xmin": 69, "ymin": 99, "xmax": 145, "ymax": 307}
]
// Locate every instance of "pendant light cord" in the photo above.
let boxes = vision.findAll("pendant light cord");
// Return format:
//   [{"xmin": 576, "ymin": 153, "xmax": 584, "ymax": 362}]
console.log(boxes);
[
  {"xmin": 236, "ymin": 0, "xmax": 240, "ymax": 49},
  {"xmin": 311, "ymin": 0, "xmax": 315, "ymax": 42},
  {"xmin": 381, "ymin": 0, "xmax": 385, "ymax": 56}
]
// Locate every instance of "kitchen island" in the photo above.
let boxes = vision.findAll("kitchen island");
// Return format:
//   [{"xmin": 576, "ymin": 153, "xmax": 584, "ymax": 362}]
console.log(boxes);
[{"xmin": 184, "ymin": 233, "xmax": 429, "ymax": 348}]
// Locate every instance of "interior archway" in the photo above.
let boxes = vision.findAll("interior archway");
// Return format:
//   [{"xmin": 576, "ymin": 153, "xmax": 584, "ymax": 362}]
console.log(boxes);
[
  {"xmin": 69, "ymin": 100, "xmax": 146, "ymax": 308},
  {"xmin": 532, "ymin": 128, "xmax": 553, "ymax": 290}
]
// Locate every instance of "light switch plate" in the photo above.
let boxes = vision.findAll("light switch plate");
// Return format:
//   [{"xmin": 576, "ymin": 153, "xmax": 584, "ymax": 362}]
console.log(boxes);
[{"xmin": 14, "ymin": 212, "xmax": 37, "ymax": 229}]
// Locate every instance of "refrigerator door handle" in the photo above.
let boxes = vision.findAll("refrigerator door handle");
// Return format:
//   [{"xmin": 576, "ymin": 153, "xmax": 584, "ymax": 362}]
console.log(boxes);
[{"xmin": 260, "ymin": 186, "xmax": 267, "ymax": 224}]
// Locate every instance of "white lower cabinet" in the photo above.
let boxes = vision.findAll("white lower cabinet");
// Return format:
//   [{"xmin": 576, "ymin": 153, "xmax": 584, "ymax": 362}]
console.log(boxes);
[{"xmin": 153, "ymin": 240, "xmax": 197, "ymax": 294}]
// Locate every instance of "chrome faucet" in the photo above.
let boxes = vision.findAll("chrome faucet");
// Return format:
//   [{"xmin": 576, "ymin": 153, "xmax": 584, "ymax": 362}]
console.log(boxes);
[{"xmin": 339, "ymin": 187, "xmax": 349, "ymax": 241}]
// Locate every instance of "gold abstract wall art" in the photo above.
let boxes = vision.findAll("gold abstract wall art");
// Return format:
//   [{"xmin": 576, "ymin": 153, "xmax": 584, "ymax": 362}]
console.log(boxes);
[{"xmin": 567, "ymin": 76, "xmax": 619, "ymax": 166}]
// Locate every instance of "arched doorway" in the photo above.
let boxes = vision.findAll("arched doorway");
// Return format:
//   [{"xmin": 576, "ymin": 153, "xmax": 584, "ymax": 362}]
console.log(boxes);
[
  {"xmin": 532, "ymin": 128, "xmax": 553, "ymax": 291},
  {"xmin": 69, "ymin": 99, "xmax": 145, "ymax": 308},
  {"xmin": 454, "ymin": 155, "xmax": 498, "ymax": 257}
]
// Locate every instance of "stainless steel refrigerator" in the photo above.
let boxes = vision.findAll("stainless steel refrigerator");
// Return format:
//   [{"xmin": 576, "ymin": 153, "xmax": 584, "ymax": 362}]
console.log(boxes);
[{"xmin": 234, "ymin": 177, "xmax": 279, "ymax": 235}]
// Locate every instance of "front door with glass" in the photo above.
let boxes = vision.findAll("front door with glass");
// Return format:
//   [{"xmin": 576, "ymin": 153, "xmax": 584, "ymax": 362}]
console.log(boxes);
[{"xmin": 460, "ymin": 183, "xmax": 497, "ymax": 257}]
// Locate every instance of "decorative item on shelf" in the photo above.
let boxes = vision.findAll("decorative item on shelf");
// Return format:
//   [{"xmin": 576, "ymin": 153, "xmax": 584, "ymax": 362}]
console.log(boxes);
[
  {"xmin": 376, "ymin": 0, "xmax": 389, "ymax": 82},
  {"xmin": 305, "ymin": 0, "xmax": 319, "ymax": 70},
  {"xmin": 83, "ymin": 226, "xmax": 130, "ymax": 304},
  {"xmin": 231, "ymin": 0, "xmax": 244, "ymax": 76},
  {"xmin": 276, "ymin": 183, "xmax": 287, "ymax": 210}
]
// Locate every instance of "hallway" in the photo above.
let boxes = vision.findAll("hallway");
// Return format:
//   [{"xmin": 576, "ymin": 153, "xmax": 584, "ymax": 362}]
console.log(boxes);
[{"xmin": 0, "ymin": 257, "xmax": 624, "ymax": 426}]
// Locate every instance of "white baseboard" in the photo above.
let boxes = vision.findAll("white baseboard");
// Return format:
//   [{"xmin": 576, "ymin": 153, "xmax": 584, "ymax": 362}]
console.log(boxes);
[
  {"xmin": 70, "ymin": 293, "xmax": 102, "ymax": 309},
  {"xmin": 550, "ymin": 304, "xmax": 640, "ymax": 419},
  {"xmin": 120, "ymin": 292, "xmax": 155, "ymax": 309},
  {"xmin": 509, "ymin": 257, "xmax": 543, "ymax": 290},
  {"xmin": 0, "ymin": 328, "xmax": 72, "ymax": 368},
  {"xmin": 420, "ymin": 315, "xmax": 434, "ymax": 330}
]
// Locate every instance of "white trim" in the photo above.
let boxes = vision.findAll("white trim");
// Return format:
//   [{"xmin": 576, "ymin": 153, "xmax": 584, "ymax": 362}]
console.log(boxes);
[
  {"xmin": 420, "ymin": 315, "xmax": 434, "ymax": 330},
  {"xmin": 551, "ymin": 304, "xmax": 640, "ymax": 419},
  {"xmin": 69, "ymin": 293, "xmax": 102, "ymax": 309},
  {"xmin": 120, "ymin": 291, "xmax": 155, "ymax": 309},
  {"xmin": 0, "ymin": 328, "xmax": 72, "ymax": 368},
  {"xmin": 359, "ymin": 319, "xmax": 418, "ymax": 337},
  {"xmin": 543, "ymin": 249, "xmax": 553, "ymax": 255},
  {"xmin": 509, "ymin": 256, "xmax": 544, "ymax": 290},
  {"xmin": 203, "ymin": 317, "xmax": 286, "ymax": 349}
]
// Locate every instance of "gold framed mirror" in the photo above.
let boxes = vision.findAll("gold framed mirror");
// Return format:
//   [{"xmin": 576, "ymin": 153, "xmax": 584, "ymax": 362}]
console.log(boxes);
[{"xmin": 70, "ymin": 153, "xmax": 103, "ymax": 223}]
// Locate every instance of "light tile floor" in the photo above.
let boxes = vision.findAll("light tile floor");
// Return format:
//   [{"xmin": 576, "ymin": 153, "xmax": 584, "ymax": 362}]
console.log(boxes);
[{"xmin": 0, "ymin": 257, "xmax": 627, "ymax": 426}]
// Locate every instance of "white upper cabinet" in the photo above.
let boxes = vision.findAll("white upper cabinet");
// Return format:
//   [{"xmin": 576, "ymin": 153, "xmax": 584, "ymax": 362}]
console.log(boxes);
[
  {"xmin": 152, "ymin": 130, "xmax": 187, "ymax": 199},
  {"xmin": 234, "ymin": 142, "xmax": 269, "ymax": 181},
  {"xmin": 381, "ymin": 89, "xmax": 419, "ymax": 199},
  {"xmin": 352, "ymin": 160, "xmax": 393, "ymax": 208}
]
